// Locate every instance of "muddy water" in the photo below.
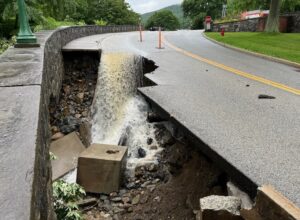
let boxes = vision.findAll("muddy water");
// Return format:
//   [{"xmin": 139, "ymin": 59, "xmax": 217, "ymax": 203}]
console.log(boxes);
[{"xmin": 91, "ymin": 53, "xmax": 162, "ymax": 173}]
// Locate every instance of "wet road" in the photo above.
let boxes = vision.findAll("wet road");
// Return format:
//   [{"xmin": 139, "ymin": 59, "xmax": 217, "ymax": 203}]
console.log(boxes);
[{"xmin": 64, "ymin": 30, "xmax": 300, "ymax": 206}]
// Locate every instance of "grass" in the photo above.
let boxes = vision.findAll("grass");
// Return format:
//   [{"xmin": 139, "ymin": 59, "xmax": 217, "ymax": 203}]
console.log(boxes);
[{"xmin": 205, "ymin": 32, "xmax": 300, "ymax": 64}]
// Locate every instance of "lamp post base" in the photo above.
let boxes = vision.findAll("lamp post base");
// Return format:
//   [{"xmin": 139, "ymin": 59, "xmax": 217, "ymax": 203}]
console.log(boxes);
[
  {"xmin": 15, "ymin": 35, "xmax": 40, "ymax": 48},
  {"xmin": 16, "ymin": 35, "xmax": 37, "ymax": 44}
]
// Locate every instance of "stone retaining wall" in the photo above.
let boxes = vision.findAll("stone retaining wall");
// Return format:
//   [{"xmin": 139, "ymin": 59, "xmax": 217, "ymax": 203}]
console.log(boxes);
[
  {"xmin": 0, "ymin": 25, "xmax": 137, "ymax": 220},
  {"xmin": 212, "ymin": 13, "xmax": 300, "ymax": 33}
]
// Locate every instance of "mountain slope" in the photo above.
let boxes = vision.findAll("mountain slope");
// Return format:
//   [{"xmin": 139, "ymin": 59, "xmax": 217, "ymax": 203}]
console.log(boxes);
[{"xmin": 141, "ymin": 4, "xmax": 191, "ymax": 29}]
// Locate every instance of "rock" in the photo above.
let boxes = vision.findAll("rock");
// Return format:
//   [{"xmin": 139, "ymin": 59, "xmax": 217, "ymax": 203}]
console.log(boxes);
[
  {"xmin": 82, "ymin": 110, "xmax": 88, "ymax": 117},
  {"xmin": 119, "ymin": 189, "xmax": 127, "ymax": 196},
  {"xmin": 140, "ymin": 195, "xmax": 149, "ymax": 204},
  {"xmin": 153, "ymin": 196, "xmax": 161, "ymax": 203},
  {"xmin": 75, "ymin": 113, "xmax": 81, "ymax": 118},
  {"xmin": 126, "ymin": 182, "xmax": 137, "ymax": 190},
  {"xmin": 51, "ymin": 126, "xmax": 59, "ymax": 133},
  {"xmin": 75, "ymin": 92, "xmax": 85, "ymax": 103},
  {"xmin": 135, "ymin": 166, "xmax": 145, "ymax": 178},
  {"xmin": 110, "ymin": 192, "xmax": 118, "ymax": 197},
  {"xmin": 141, "ymin": 181, "xmax": 151, "ymax": 188},
  {"xmin": 51, "ymin": 132, "xmax": 64, "ymax": 140},
  {"xmin": 122, "ymin": 197, "xmax": 131, "ymax": 204},
  {"xmin": 60, "ymin": 116, "xmax": 79, "ymax": 134},
  {"xmin": 127, "ymin": 207, "xmax": 133, "ymax": 213},
  {"xmin": 100, "ymin": 195, "xmax": 108, "ymax": 201},
  {"xmin": 137, "ymin": 147, "xmax": 146, "ymax": 158},
  {"xmin": 146, "ymin": 163, "xmax": 158, "ymax": 172},
  {"xmin": 77, "ymin": 198, "xmax": 98, "ymax": 208},
  {"xmin": 147, "ymin": 112, "xmax": 165, "ymax": 123},
  {"xmin": 147, "ymin": 137, "xmax": 153, "ymax": 145},
  {"xmin": 150, "ymin": 145, "xmax": 158, "ymax": 150},
  {"xmin": 154, "ymin": 123, "xmax": 175, "ymax": 147},
  {"xmin": 227, "ymin": 182, "xmax": 253, "ymax": 210},
  {"xmin": 63, "ymin": 85, "xmax": 71, "ymax": 95},
  {"xmin": 132, "ymin": 194, "xmax": 141, "ymax": 205},
  {"xmin": 111, "ymin": 197, "xmax": 122, "ymax": 203},
  {"xmin": 200, "ymin": 195, "xmax": 242, "ymax": 220},
  {"xmin": 152, "ymin": 179, "xmax": 160, "ymax": 184}
]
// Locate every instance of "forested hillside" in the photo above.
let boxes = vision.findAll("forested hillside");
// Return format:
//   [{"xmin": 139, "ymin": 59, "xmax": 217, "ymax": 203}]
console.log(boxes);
[{"xmin": 142, "ymin": 4, "xmax": 191, "ymax": 29}]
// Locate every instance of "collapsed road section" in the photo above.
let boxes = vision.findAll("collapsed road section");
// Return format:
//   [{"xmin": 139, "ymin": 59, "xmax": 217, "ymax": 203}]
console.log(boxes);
[{"xmin": 47, "ymin": 32, "xmax": 300, "ymax": 220}]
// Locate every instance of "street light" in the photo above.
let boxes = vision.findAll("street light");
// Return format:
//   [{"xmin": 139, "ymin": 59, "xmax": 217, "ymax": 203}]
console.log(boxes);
[{"xmin": 15, "ymin": 0, "xmax": 39, "ymax": 47}]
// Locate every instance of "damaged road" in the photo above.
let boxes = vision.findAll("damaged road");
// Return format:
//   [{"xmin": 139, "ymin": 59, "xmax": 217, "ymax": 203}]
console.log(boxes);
[{"xmin": 62, "ymin": 29, "xmax": 300, "ymax": 216}]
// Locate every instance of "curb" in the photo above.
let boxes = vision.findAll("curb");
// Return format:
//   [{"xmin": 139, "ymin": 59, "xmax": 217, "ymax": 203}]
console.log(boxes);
[{"xmin": 202, "ymin": 32, "xmax": 300, "ymax": 69}]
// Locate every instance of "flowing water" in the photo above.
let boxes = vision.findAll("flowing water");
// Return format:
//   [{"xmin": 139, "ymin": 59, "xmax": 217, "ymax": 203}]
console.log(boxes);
[{"xmin": 91, "ymin": 52, "xmax": 162, "ymax": 174}]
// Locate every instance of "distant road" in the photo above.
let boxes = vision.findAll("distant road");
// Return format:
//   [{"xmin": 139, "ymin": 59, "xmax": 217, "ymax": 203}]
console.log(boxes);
[{"xmin": 64, "ymin": 30, "xmax": 300, "ymax": 206}]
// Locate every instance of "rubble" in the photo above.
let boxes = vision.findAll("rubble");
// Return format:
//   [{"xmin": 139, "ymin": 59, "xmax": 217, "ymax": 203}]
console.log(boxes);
[
  {"xmin": 199, "ymin": 195, "xmax": 243, "ymax": 220},
  {"xmin": 77, "ymin": 144, "xmax": 128, "ymax": 194},
  {"xmin": 50, "ymin": 132, "xmax": 85, "ymax": 180}
]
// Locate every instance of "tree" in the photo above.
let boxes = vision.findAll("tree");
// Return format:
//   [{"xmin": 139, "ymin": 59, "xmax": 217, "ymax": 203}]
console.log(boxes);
[
  {"xmin": 265, "ymin": 0, "xmax": 282, "ymax": 32},
  {"xmin": 182, "ymin": 0, "xmax": 225, "ymax": 20},
  {"xmin": 226, "ymin": 0, "xmax": 270, "ymax": 17},
  {"xmin": 145, "ymin": 10, "xmax": 180, "ymax": 30}
]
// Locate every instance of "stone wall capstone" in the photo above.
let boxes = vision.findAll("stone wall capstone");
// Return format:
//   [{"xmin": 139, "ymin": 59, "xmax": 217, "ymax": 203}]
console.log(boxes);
[{"xmin": 0, "ymin": 25, "xmax": 137, "ymax": 220}]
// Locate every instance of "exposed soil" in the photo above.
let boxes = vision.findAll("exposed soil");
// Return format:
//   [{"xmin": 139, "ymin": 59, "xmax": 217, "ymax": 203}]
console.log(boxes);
[
  {"xmin": 49, "ymin": 52, "xmax": 227, "ymax": 220},
  {"xmin": 83, "ymin": 139, "xmax": 225, "ymax": 220}
]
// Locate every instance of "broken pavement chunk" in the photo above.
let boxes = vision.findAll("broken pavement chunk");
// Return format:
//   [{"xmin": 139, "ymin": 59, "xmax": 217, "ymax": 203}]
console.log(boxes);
[
  {"xmin": 77, "ymin": 144, "xmax": 128, "ymax": 194},
  {"xmin": 199, "ymin": 195, "xmax": 243, "ymax": 220},
  {"xmin": 50, "ymin": 132, "xmax": 86, "ymax": 180}
]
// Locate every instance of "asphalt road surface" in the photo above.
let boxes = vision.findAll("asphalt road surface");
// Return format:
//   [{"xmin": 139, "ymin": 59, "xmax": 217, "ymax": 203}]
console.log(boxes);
[{"xmin": 64, "ymin": 30, "xmax": 300, "ymax": 206}]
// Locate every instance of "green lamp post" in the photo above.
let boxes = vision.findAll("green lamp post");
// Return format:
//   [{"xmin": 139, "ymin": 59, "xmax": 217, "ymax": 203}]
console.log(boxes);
[{"xmin": 15, "ymin": 0, "xmax": 39, "ymax": 47}]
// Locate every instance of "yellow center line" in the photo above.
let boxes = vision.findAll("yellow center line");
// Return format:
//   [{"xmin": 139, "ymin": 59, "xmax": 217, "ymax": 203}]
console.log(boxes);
[{"xmin": 163, "ymin": 35, "xmax": 300, "ymax": 96}]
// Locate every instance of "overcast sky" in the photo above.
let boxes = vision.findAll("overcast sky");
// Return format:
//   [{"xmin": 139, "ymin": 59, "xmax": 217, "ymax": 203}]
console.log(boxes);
[{"xmin": 126, "ymin": 0, "xmax": 183, "ymax": 14}]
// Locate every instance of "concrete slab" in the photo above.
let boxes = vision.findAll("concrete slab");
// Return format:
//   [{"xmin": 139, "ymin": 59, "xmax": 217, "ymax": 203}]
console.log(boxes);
[
  {"xmin": 77, "ymin": 144, "xmax": 127, "ymax": 194},
  {"xmin": 0, "ymin": 86, "xmax": 40, "ymax": 220},
  {"xmin": 50, "ymin": 132, "xmax": 86, "ymax": 180},
  {"xmin": 0, "ymin": 47, "xmax": 43, "ymax": 86}
]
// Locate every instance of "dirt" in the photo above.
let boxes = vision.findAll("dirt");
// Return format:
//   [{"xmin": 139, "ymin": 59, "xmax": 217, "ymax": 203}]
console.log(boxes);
[{"xmin": 83, "ymin": 142, "xmax": 225, "ymax": 220}]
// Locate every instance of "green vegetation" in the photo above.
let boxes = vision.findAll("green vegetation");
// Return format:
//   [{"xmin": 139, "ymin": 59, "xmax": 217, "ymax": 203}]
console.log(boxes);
[
  {"xmin": 0, "ymin": 0, "xmax": 139, "ymax": 53},
  {"xmin": 227, "ymin": 0, "xmax": 300, "ymax": 17},
  {"xmin": 50, "ymin": 152, "xmax": 85, "ymax": 220},
  {"xmin": 53, "ymin": 180, "xmax": 86, "ymax": 220},
  {"xmin": 0, "ymin": 0, "xmax": 139, "ymax": 38},
  {"xmin": 0, "ymin": 36, "xmax": 16, "ymax": 54},
  {"xmin": 181, "ymin": 0, "xmax": 300, "ymax": 30},
  {"xmin": 145, "ymin": 10, "xmax": 180, "ymax": 31},
  {"xmin": 182, "ymin": 0, "xmax": 224, "ymax": 29},
  {"xmin": 142, "ymin": 4, "xmax": 191, "ymax": 29},
  {"xmin": 205, "ymin": 32, "xmax": 300, "ymax": 63}
]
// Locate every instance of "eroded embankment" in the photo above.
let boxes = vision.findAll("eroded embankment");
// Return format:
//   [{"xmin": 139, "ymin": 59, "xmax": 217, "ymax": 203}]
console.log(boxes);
[{"xmin": 49, "ymin": 51, "xmax": 260, "ymax": 220}]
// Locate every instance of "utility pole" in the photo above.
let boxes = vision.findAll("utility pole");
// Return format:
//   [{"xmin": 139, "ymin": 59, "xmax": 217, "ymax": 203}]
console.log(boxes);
[{"xmin": 15, "ymin": 0, "xmax": 39, "ymax": 47}]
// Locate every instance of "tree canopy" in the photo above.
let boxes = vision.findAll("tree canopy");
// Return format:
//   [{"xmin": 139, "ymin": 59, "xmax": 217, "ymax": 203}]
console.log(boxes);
[
  {"xmin": 182, "ymin": 0, "xmax": 300, "ymax": 29},
  {"xmin": 182, "ymin": 0, "xmax": 225, "ymax": 29},
  {"xmin": 145, "ymin": 10, "xmax": 180, "ymax": 31},
  {"xmin": 0, "ymin": 0, "xmax": 139, "ymax": 37}
]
